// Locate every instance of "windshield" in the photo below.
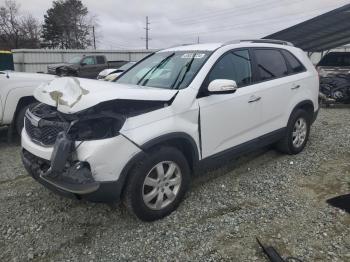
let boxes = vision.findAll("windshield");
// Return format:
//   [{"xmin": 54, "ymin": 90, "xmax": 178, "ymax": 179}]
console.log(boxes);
[
  {"xmin": 68, "ymin": 56, "xmax": 82, "ymax": 64},
  {"xmin": 116, "ymin": 51, "xmax": 211, "ymax": 89},
  {"xmin": 318, "ymin": 53, "xmax": 350, "ymax": 67}
]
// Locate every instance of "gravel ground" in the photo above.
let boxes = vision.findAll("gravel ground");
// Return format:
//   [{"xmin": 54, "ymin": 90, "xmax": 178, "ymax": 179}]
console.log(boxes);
[{"xmin": 0, "ymin": 108, "xmax": 349, "ymax": 262}]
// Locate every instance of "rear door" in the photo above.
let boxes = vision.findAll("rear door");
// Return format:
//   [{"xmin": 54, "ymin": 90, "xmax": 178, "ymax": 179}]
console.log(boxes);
[
  {"xmin": 198, "ymin": 49, "xmax": 264, "ymax": 158},
  {"xmin": 251, "ymin": 48, "xmax": 305, "ymax": 134}
]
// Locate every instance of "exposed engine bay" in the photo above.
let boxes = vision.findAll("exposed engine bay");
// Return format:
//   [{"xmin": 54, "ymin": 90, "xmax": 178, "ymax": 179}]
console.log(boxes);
[
  {"xmin": 319, "ymin": 74, "xmax": 350, "ymax": 104},
  {"xmin": 25, "ymin": 99, "xmax": 168, "ymax": 145}
]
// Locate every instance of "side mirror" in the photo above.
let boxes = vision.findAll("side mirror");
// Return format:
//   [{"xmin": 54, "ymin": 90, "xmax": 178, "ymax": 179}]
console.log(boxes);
[
  {"xmin": 208, "ymin": 79, "xmax": 238, "ymax": 94},
  {"xmin": 80, "ymin": 62, "xmax": 86, "ymax": 66}
]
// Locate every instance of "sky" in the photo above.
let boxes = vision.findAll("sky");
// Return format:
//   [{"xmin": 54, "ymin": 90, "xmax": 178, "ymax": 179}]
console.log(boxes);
[{"xmin": 3, "ymin": 0, "xmax": 350, "ymax": 50}]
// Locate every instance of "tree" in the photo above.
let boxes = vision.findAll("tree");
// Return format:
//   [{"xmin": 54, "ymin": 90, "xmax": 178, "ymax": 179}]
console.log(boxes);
[
  {"xmin": 42, "ymin": 0, "xmax": 96, "ymax": 49},
  {"xmin": 0, "ymin": 0, "xmax": 41, "ymax": 49}
]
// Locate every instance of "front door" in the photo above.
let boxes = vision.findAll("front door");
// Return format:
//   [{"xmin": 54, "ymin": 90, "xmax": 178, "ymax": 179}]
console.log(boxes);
[{"xmin": 198, "ymin": 49, "xmax": 264, "ymax": 158}]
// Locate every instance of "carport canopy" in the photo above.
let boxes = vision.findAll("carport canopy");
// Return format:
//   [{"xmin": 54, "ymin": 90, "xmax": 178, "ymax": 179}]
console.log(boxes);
[{"xmin": 264, "ymin": 4, "xmax": 350, "ymax": 52}]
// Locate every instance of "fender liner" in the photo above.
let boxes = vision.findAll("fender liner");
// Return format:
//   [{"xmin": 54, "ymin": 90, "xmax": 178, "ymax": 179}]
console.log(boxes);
[
  {"xmin": 141, "ymin": 132, "xmax": 200, "ymax": 163},
  {"xmin": 290, "ymin": 100, "xmax": 317, "ymax": 123}
]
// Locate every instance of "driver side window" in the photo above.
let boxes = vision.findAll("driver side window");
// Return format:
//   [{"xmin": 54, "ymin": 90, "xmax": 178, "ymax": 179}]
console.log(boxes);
[{"xmin": 208, "ymin": 49, "xmax": 252, "ymax": 87}]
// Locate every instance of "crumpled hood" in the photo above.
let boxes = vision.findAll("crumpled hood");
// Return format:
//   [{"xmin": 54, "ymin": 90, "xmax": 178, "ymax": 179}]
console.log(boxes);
[{"xmin": 34, "ymin": 77, "xmax": 178, "ymax": 114}]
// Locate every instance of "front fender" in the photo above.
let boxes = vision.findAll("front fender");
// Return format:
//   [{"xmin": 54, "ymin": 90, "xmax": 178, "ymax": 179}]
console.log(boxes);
[{"xmin": 3, "ymin": 86, "xmax": 36, "ymax": 125}]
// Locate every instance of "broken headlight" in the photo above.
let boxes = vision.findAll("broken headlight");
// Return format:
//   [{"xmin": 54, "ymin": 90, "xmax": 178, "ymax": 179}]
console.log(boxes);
[{"xmin": 67, "ymin": 114, "xmax": 125, "ymax": 141}]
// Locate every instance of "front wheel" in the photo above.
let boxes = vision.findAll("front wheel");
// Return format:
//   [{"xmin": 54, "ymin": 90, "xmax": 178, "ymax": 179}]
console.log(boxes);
[
  {"xmin": 123, "ymin": 147, "xmax": 190, "ymax": 221},
  {"xmin": 276, "ymin": 109, "xmax": 311, "ymax": 154}
]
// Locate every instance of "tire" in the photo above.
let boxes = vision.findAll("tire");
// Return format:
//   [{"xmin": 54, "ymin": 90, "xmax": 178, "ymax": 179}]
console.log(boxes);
[
  {"xmin": 123, "ymin": 146, "xmax": 191, "ymax": 221},
  {"xmin": 15, "ymin": 104, "xmax": 34, "ymax": 135},
  {"xmin": 276, "ymin": 109, "xmax": 311, "ymax": 155}
]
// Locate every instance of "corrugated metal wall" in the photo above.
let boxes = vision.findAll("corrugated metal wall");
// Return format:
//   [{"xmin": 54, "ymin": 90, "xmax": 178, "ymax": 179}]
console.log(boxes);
[{"xmin": 12, "ymin": 49, "xmax": 155, "ymax": 73}]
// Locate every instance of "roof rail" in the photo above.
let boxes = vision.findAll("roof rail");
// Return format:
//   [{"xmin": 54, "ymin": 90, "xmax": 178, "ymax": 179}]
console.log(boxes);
[
  {"xmin": 222, "ymin": 39, "xmax": 241, "ymax": 45},
  {"xmin": 240, "ymin": 39, "xmax": 294, "ymax": 46},
  {"xmin": 223, "ymin": 39, "xmax": 294, "ymax": 47}
]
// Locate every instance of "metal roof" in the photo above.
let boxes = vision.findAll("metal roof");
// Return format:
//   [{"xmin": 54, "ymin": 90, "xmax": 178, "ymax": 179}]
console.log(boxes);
[{"xmin": 264, "ymin": 4, "xmax": 350, "ymax": 52}]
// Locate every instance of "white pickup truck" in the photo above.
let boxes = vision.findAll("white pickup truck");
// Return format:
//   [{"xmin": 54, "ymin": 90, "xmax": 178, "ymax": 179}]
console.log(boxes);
[{"xmin": 0, "ymin": 71, "xmax": 55, "ymax": 135}]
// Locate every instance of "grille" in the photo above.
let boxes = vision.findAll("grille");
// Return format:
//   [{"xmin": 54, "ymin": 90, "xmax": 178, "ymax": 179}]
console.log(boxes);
[{"xmin": 25, "ymin": 115, "xmax": 65, "ymax": 146}]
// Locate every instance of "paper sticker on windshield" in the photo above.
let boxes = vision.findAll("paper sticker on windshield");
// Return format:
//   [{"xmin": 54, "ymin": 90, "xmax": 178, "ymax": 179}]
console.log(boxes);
[
  {"xmin": 194, "ymin": 53, "xmax": 205, "ymax": 59},
  {"xmin": 181, "ymin": 53, "xmax": 206, "ymax": 59}
]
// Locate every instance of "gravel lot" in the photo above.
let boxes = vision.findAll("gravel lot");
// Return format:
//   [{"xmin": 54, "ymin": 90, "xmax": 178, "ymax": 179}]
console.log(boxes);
[{"xmin": 0, "ymin": 108, "xmax": 349, "ymax": 261}]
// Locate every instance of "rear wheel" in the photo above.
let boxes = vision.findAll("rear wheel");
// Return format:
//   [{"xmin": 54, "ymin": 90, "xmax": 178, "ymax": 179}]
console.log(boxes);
[
  {"xmin": 276, "ymin": 109, "xmax": 311, "ymax": 154},
  {"xmin": 123, "ymin": 146, "xmax": 190, "ymax": 221}
]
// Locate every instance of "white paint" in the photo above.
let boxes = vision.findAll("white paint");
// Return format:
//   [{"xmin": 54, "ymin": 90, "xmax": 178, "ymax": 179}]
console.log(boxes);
[
  {"xmin": 22, "ymin": 42, "xmax": 319, "ymax": 184},
  {"xmin": 0, "ymin": 71, "xmax": 55, "ymax": 125},
  {"xmin": 22, "ymin": 128, "xmax": 141, "ymax": 182}
]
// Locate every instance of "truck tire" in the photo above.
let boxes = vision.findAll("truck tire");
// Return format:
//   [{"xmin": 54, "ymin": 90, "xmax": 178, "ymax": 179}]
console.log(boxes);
[
  {"xmin": 123, "ymin": 146, "xmax": 190, "ymax": 221},
  {"xmin": 276, "ymin": 109, "xmax": 311, "ymax": 154}
]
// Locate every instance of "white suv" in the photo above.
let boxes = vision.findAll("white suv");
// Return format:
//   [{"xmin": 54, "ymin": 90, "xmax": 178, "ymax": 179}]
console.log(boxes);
[{"xmin": 21, "ymin": 40, "xmax": 319, "ymax": 221}]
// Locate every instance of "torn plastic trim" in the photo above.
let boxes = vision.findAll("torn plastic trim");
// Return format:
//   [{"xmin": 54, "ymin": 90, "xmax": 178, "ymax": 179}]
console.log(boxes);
[
  {"xmin": 40, "ymin": 171, "xmax": 100, "ymax": 194},
  {"xmin": 38, "ymin": 132, "xmax": 99, "ymax": 194}
]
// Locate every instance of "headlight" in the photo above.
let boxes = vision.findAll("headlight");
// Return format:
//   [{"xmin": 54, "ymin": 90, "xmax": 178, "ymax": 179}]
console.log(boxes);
[{"xmin": 68, "ymin": 116, "xmax": 125, "ymax": 141}]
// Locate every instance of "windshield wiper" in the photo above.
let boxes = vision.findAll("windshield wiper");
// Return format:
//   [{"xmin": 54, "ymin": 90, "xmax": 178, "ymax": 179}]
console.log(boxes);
[
  {"xmin": 137, "ymin": 53, "xmax": 175, "ymax": 86},
  {"xmin": 171, "ymin": 54, "xmax": 196, "ymax": 89}
]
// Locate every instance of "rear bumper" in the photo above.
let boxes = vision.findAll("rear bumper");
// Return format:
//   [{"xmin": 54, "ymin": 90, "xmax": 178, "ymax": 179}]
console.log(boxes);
[{"xmin": 21, "ymin": 149, "xmax": 122, "ymax": 202}]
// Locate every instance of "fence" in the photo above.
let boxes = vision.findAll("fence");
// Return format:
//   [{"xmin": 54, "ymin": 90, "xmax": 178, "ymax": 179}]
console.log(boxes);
[
  {"xmin": 12, "ymin": 49, "xmax": 155, "ymax": 73},
  {"xmin": 11, "ymin": 45, "xmax": 350, "ymax": 72}
]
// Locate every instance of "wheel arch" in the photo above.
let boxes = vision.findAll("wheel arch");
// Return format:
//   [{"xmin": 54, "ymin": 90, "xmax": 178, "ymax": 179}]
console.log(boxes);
[
  {"xmin": 14, "ymin": 96, "xmax": 37, "ymax": 120},
  {"xmin": 140, "ymin": 132, "xmax": 200, "ymax": 171},
  {"xmin": 290, "ymin": 100, "xmax": 314, "ymax": 121},
  {"xmin": 117, "ymin": 132, "xmax": 199, "ymax": 201}
]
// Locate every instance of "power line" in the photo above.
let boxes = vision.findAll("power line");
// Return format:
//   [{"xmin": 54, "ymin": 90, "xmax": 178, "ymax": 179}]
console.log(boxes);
[
  {"xmin": 156, "ymin": 5, "xmax": 341, "ymax": 38},
  {"xmin": 152, "ymin": 0, "xmax": 285, "ymax": 25},
  {"xmin": 173, "ymin": 0, "xmax": 306, "ymax": 26}
]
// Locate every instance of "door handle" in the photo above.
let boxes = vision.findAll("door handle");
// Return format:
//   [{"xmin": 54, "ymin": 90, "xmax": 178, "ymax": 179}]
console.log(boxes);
[
  {"xmin": 291, "ymin": 85, "xmax": 300, "ymax": 90},
  {"xmin": 248, "ymin": 96, "xmax": 261, "ymax": 103}
]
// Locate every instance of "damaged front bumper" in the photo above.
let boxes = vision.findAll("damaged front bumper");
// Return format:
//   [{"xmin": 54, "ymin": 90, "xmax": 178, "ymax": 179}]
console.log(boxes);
[
  {"xmin": 21, "ymin": 128, "xmax": 142, "ymax": 202},
  {"xmin": 22, "ymin": 149, "xmax": 103, "ymax": 200}
]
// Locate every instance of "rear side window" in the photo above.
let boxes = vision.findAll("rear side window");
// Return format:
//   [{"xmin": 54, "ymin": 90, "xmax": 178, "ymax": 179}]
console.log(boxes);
[
  {"xmin": 281, "ymin": 50, "xmax": 305, "ymax": 73},
  {"xmin": 254, "ymin": 49, "xmax": 288, "ymax": 81},
  {"xmin": 96, "ymin": 56, "xmax": 106, "ymax": 64},
  {"xmin": 318, "ymin": 53, "xmax": 350, "ymax": 67},
  {"xmin": 207, "ymin": 49, "xmax": 252, "ymax": 87}
]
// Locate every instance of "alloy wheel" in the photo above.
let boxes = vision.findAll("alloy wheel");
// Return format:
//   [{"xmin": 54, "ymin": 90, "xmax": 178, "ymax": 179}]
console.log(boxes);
[
  {"xmin": 292, "ymin": 117, "xmax": 307, "ymax": 148},
  {"xmin": 142, "ymin": 161, "xmax": 182, "ymax": 210}
]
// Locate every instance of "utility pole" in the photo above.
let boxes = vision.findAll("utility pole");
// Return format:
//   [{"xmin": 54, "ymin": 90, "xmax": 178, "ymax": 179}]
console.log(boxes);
[
  {"xmin": 197, "ymin": 36, "xmax": 200, "ymax": 44},
  {"xmin": 92, "ymin": 26, "xmax": 96, "ymax": 50},
  {"xmin": 145, "ymin": 16, "xmax": 150, "ymax": 49}
]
